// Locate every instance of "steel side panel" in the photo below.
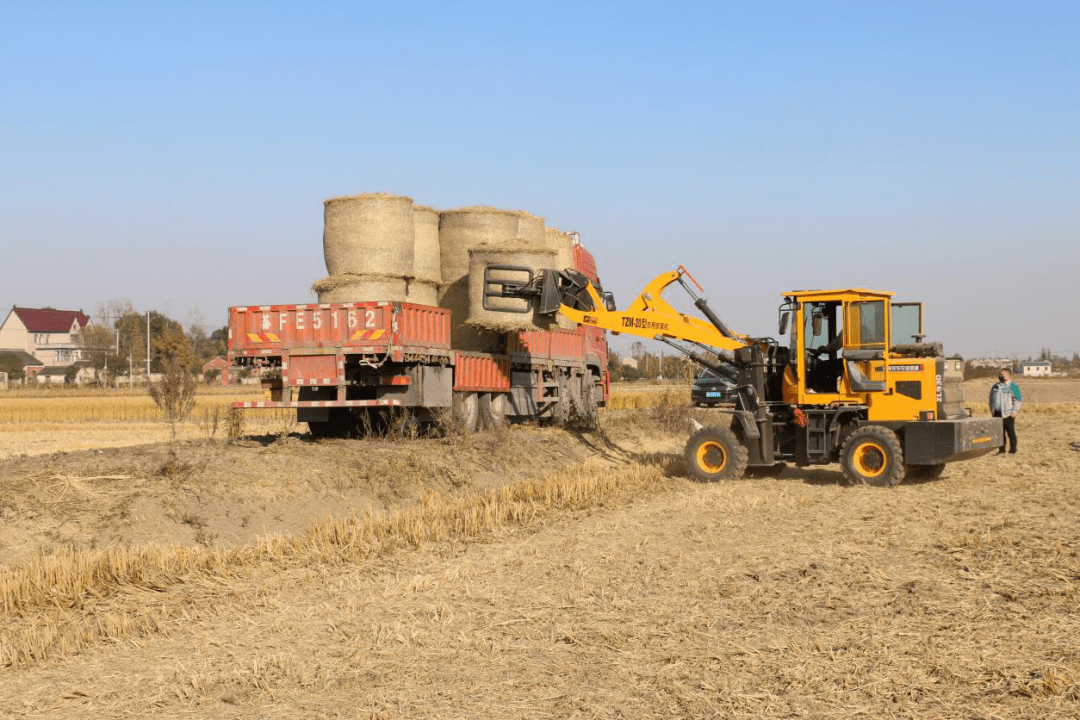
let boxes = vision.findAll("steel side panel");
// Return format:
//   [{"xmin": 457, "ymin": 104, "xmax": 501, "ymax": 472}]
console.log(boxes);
[
  {"xmin": 229, "ymin": 303, "xmax": 395, "ymax": 352},
  {"xmin": 454, "ymin": 354, "xmax": 512, "ymax": 392}
]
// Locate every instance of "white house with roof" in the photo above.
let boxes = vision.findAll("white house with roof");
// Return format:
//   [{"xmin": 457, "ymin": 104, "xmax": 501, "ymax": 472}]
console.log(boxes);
[
  {"xmin": 1020, "ymin": 360, "xmax": 1051, "ymax": 377},
  {"xmin": 0, "ymin": 306, "xmax": 92, "ymax": 366}
]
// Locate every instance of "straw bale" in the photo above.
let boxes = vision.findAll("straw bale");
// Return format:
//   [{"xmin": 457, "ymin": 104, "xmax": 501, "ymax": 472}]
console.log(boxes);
[
  {"xmin": 323, "ymin": 193, "xmax": 415, "ymax": 276},
  {"xmin": 406, "ymin": 279, "xmax": 439, "ymax": 307},
  {"xmin": 466, "ymin": 247, "xmax": 557, "ymax": 331},
  {"xmin": 412, "ymin": 205, "xmax": 442, "ymax": 284},
  {"xmin": 515, "ymin": 211, "xmax": 545, "ymax": 247},
  {"xmin": 544, "ymin": 227, "xmax": 578, "ymax": 329},
  {"xmin": 438, "ymin": 207, "xmax": 530, "ymax": 348},
  {"xmin": 543, "ymin": 226, "xmax": 575, "ymax": 273},
  {"xmin": 311, "ymin": 273, "xmax": 408, "ymax": 303}
]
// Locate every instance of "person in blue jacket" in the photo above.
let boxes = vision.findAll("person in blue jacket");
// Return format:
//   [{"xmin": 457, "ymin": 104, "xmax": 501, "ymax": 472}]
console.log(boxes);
[{"xmin": 989, "ymin": 367, "xmax": 1022, "ymax": 454}]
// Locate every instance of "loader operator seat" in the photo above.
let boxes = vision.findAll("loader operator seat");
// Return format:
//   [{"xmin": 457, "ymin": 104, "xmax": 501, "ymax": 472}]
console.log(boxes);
[{"xmin": 805, "ymin": 302, "xmax": 845, "ymax": 394}]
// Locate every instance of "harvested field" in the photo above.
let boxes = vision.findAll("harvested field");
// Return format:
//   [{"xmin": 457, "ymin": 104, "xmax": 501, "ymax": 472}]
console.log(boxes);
[{"xmin": 0, "ymin": 382, "xmax": 1077, "ymax": 717}]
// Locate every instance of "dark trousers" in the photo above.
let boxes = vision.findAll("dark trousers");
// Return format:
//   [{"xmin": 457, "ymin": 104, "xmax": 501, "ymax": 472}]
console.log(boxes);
[{"xmin": 993, "ymin": 410, "xmax": 1017, "ymax": 452}]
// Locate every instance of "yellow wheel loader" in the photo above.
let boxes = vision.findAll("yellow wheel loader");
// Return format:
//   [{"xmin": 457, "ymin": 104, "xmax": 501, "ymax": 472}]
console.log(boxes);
[{"xmin": 551, "ymin": 266, "xmax": 1002, "ymax": 486}]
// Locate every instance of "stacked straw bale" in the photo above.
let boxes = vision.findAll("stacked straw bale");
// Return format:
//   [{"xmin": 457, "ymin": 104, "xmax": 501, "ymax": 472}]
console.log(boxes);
[
  {"xmin": 320, "ymin": 193, "xmax": 415, "ymax": 303},
  {"xmin": 312, "ymin": 274, "xmax": 409, "ymax": 303},
  {"xmin": 466, "ymin": 248, "xmax": 558, "ymax": 331},
  {"xmin": 544, "ymin": 227, "xmax": 578, "ymax": 329},
  {"xmin": 408, "ymin": 205, "xmax": 442, "ymax": 306},
  {"xmin": 438, "ymin": 207, "xmax": 550, "ymax": 347}
]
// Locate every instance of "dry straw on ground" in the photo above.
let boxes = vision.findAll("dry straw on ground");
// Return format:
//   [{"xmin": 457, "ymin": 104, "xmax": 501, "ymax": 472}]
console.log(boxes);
[
  {"xmin": 0, "ymin": 461, "xmax": 668, "ymax": 669},
  {"xmin": 2, "ymin": 386, "xmax": 1078, "ymax": 716}
]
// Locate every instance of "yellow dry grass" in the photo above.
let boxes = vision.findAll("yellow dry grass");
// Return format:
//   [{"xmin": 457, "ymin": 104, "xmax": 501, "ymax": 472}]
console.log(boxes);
[
  {"xmin": 0, "ymin": 462, "xmax": 668, "ymax": 669},
  {"xmin": 0, "ymin": 393, "xmax": 283, "ymax": 424},
  {"xmin": 0, "ymin": 406, "xmax": 1077, "ymax": 716}
]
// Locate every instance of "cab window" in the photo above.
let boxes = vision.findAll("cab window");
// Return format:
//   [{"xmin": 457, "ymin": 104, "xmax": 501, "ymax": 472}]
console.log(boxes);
[{"xmin": 847, "ymin": 301, "xmax": 886, "ymax": 349}]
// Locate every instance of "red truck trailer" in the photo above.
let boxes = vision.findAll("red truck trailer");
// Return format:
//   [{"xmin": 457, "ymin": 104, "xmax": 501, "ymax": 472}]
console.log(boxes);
[{"xmin": 228, "ymin": 245, "xmax": 609, "ymax": 436}]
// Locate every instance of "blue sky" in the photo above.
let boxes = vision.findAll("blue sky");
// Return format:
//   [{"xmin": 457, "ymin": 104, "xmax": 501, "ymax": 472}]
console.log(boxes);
[{"xmin": 2, "ymin": 1, "xmax": 1077, "ymax": 359}]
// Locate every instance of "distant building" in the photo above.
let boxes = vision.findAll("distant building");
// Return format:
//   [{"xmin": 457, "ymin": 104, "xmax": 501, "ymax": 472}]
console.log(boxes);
[
  {"xmin": 201, "ymin": 356, "xmax": 230, "ymax": 385},
  {"xmin": 35, "ymin": 362, "xmax": 95, "ymax": 385},
  {"xmin": 1020, "ymin": 361, "xmax": 1051, "ymax": 377},
  {"xmin": 0, "ymin": 306, "xmax": 92, "ymax": 366},
  {"xmin": 0, "ymin": 349, "xmax": 44, "ymax": 383}
]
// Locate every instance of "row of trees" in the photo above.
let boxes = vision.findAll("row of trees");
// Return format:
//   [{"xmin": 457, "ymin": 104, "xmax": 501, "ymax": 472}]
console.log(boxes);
[
  {"xmin": 607, "ymin": 351, "xmax": 698, "ymax": 382},
  {"xmin": 81, "ymin": 300, "xmax": 228, "ymax": 383}
]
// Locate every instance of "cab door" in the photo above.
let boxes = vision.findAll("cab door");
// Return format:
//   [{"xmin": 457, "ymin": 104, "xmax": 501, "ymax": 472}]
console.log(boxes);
[{"xmin": 842, "ymin": 299, "xmax": 888, "ymax": 394}]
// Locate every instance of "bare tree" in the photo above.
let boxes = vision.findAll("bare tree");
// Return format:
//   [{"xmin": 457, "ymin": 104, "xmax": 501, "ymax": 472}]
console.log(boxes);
[{"xmin": 148, "ymin": 327, "xmax": 197, "ymax": 455}]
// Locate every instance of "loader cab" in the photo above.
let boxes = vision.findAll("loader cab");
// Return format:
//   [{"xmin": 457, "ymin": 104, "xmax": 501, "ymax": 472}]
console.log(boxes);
[{"xmin": 782, "ymin": 289, "xmax": 899, "ymax": 408}]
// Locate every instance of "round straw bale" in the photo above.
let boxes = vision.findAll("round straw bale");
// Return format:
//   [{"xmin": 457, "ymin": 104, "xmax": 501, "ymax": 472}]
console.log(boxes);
[
  {"xmin": 466, "ymin": 247, "xmax": 557, "ymax": 332},
  {"xmin": 438, "ymin": 207, "xmax": 528, "ymax": 348},
  {"xmin": 515, "ymin": 211, "xmax": 545, "ymax": 247},
  {"xmin": 323, "ymin": 193, "xmax": 415, "ymax": 276},
  {"xmin": 406, "ymin": 279, "xmax": 439, "ymax": 307},
  {"xmin": 412, "ymin": 205, "xmax": 442, "ymax": 284},
  {"xmin": 543, "ymin": 227, "xmax": 575, "ymax": 273},
  {"xmin": 312, "ymin": 273, "xmax": 409, "ymax": 303},
  {"xmin": 545, "ymin": 227, "xmax": 581, "ymax": 330}
]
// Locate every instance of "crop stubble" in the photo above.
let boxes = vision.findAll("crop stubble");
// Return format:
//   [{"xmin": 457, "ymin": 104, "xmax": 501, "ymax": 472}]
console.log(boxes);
[{"xmin": 0, "ymin": 387, "xmax": 1076, "ymax": 717}]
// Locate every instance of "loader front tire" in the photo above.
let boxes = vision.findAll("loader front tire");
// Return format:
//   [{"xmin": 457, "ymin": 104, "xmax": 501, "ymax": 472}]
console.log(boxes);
[
  {"xmin": 840, "ymin": 425, "xmax": 906, "ymax": 487},
  {"xmin": 684, "ymin": 426, "xmax": 748, "ymax": 482}
]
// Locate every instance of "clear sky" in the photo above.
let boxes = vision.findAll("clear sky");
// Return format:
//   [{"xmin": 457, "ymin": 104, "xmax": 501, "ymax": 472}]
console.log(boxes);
[{"xmin": 2, "ymin": 1, "xmax": 1077, "ymax": 360}]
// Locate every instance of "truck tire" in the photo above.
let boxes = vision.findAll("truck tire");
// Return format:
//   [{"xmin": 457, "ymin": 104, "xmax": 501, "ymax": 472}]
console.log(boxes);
[
  {"xmin": 684, "ymin": 426, "xmax": 748, "ymax": 482},
  {"xmin": 551, "ymin": 374, "xmax": 570, "ymax": 427},
  {"xmin": 840, "ymin": 426, "xmax": 906, "ymax": 487},
  {"xmin": 480, "ymin": 392, "xmax": 508, "ymax": 430},
  {"xmin": 577, "ymin": 380, "xmax": 600, "ymax": 430},
  {"xmin": 452, "ymin": 392, "xmax": 479, "ymax": 434}
]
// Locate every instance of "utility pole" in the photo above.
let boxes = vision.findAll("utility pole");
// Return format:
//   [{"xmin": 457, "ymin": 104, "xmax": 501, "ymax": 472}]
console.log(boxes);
[{"xmin": 145, "ymin": 311, "xmax": 151, "ymax": 381}]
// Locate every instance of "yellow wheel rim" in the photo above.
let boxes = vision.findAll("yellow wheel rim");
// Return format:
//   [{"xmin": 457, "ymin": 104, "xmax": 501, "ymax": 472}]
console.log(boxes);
[
  {"xmin": 696, "ymin": 441, "xmax": 728, "ymax": 472},
  {"xmin": 854, "ymin": 441, "xmax": 887, "ymax": 478}
]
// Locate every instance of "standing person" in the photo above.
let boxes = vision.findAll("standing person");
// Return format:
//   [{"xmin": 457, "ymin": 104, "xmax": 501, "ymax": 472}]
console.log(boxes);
[{"xmin": 989, "ymin": 367, "xmax": 1022, "ymax": 454}]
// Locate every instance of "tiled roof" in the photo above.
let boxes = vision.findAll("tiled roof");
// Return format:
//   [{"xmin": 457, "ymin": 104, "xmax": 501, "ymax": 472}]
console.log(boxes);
[
  {"xmin": 11, "ymin": 307, "xmax": 91, "ymax": 333},
  {"xmin": 0, "ymin": 349, "xmax": 45, "ymax": 367}
]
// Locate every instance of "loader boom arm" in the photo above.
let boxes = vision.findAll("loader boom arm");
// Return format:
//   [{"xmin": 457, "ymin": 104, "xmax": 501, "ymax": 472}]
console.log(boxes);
[{"xmin": 558, "ymin": 268, "xmax": 751, "ymax": 354}]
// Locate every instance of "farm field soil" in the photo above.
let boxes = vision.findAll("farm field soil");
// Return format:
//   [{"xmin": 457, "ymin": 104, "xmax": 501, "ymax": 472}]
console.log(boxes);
[{"xmin": 0, "ymin": 406, "xmax": 1077, "ymax": 716}]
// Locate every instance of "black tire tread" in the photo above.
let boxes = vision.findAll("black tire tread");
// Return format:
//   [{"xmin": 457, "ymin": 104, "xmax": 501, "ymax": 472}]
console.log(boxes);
[
  {"xmin": 684, "ymin": 425, "xmax": 749, "ymax": 482},
  {"xmin": 840, "ymin": 425, "xmax": 906, "ymax": 487}
]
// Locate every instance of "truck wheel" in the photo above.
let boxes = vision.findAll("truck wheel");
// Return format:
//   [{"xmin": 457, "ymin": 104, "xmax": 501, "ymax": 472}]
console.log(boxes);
[
  {"xmin": 552, "ymin": 375, "xmax": 570, "ymax": 427},
  {"xmin": 684, "ymin": 426, "xmax": 748, "ymax": 482},
  {"xmin": 907, "ymin": 463, "xmax": 946, "ymax": 480},
  {"xmin": 480, "ymin": 392, "xmax": 508, "ymax": 430},
  {"xmin": 840, "ymin": 426, "xmax": 906, "ymax": 487},
  {"xmin": 578, "ymin": 380, "xmax": 600, "ymax": 430},
  {"xmin": 452, "ymin": 392, "xmax": 479, "ymax": 433}
]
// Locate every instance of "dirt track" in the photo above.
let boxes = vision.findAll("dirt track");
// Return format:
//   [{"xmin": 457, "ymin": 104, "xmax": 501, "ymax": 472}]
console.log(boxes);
[{"xmin": 0, "ymin": 405, "xmax": 1078, "ymax": 717}]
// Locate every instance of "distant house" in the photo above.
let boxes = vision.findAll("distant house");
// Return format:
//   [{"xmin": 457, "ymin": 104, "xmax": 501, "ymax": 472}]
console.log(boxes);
[
  {"xmin": 0, "ymin": 306, "xmax": 92, "ymax": 366},
  {"xmin": 201, "ymin": 356, "xmax": 230, "ymax": 385},
  {"xmin": 0, "ymin": 349, "xmax": 45, "ymax": 383},
  {"xmin": 1020, "ymin": 360, "xmax": 1051, "ymax": 377},
  {"xmin": 35, "ymin": 362, "xmax": 95, "ymax": 385}
]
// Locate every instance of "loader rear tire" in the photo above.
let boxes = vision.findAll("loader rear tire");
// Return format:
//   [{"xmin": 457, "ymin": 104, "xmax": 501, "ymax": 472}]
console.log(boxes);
[
  {"xmin": 684, "ymin": 426, "xmax": 748, "ymax": 482},
  {"xmin": 840, "ymin": 425, "xmax": 906, "ymax": 487}
]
